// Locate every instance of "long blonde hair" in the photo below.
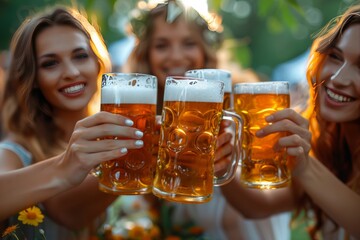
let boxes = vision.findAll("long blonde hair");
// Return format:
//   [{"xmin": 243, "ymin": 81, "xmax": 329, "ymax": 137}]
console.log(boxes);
[{"xmin": 1, "ymin": 5, "xmax": 111, "ymax": 163}]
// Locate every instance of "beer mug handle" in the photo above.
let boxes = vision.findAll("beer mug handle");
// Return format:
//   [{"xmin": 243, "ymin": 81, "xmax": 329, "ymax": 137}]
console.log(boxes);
[
  {"xmin": 91, "ymin": 164, "xmax": 102, "ymax": 178},
  {"xmin": 214, "ymin": 110, "xmax": 243, "ymax": 186}
]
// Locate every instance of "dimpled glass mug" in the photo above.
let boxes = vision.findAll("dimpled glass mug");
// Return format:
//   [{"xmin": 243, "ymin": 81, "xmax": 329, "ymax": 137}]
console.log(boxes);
[
  {"xmin": 185, "ymin": 69, "xmax": 233, "ymax": 110},
  {"xmin": 233, "ymin": 81, "xmax": 290, "ymax": 189},
  {"xmin": 95, "ymin": 73, "xmax": 157, "ymax": 195},
  {"xmin": 152, "ymin": 76, "xmax": 243, "ymax": 203}
]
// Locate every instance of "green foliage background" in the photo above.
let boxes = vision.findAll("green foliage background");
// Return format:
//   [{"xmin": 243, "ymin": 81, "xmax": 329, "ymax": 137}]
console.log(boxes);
[{"xmin": 0, "ymin": 0, "xmax": 357, "ymax": 77}]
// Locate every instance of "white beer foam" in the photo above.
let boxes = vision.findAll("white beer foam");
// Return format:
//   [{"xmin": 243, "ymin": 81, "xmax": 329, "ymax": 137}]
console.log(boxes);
[
  {"xmin": 185, "ymin": 69, "xmax": 232, "ymax": 93},
  {"xmin": 233, "ymin": 82, "xmax": 289, "ymax": 94},
  {"xmin": 101, "ymin": 86, "xmax": 157, "ymax": 104},
  {"xmin": 164, "ymin": 81, "xmax": 223, "ymax": 103}
]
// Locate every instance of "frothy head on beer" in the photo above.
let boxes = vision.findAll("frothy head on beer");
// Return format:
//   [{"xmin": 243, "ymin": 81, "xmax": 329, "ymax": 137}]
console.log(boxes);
[
  {"xmin": 185, "ymin": 69, "xmax": 232, "ymax": 93},
  {"xmin": 101, "ymin": 73, "xmax": 157, "ymax": 104},
  {"xmin": 164, "ymin": 76, "xmax": 224, "ymax": 103},
  {"xmin": 233, "ymin": 81, "xmax": 289, "ymax": 95}
]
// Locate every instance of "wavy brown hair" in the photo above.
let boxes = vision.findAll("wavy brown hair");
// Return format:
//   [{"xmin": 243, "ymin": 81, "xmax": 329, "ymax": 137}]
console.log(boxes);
[
  {"xmin": 1, "ymin": 5, "xmax": 111, "ymax": 163},
  {"xmin": 304, "ymin": 3, "xmax": 360, "ymax": 238},
  {"xmin": 126, "ymin": 1, "xmax": 221, "ymax": 74}
]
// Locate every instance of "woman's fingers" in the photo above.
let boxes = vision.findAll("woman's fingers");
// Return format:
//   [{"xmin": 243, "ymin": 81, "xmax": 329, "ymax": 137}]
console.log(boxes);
[
  {"xmin": 266, "ymin": 108, "xmax": 308, "ymax": 128},
  {"xmin": 71, "ymin": 139, "xmax": 145, "ymax": 154},
  {"xmin": 215, "ymin": 143, "xmax": 233, "ymax": 162},
  {"xmin": 252, "ymin": 108, "xmax": 312, "ymax": 174},
  {"xmin": 214, "ymin": 132, "xmax": 233, "ymax": 175},
  {"xmin": 256, "ymin": 119, "xmax": 310, "ymax": 140},
  {"xmin": 214, "ymin": 158, "xmax": 231, "ymax": 174},
  {"xmin": 77, "ymin": 111, "xmax": 134, "ymax": 128},
  {"xmin": 77, "ymin": 148, "xmax": 130, "ymax": 167},
  {"xmin": 216, "ymin": 132, "xmax": 232, "ymax": 148},
  {"xmin": 65, "ymin": 112, "xmax": 148, "ymax": 166},
  {"xmin": 71, "ymin": 111, "xmax": 145, "ymax": 141},
  {"xmin": 77, "ymin": 124, "xmax": 144, "ymax": 141},
  {"xmin": 256, "ymin": 109, "xmax": 311, "ymax": 141},
  {"xmin": 277, "ymin": 135, "xmax": 311, "ymax": 154}
]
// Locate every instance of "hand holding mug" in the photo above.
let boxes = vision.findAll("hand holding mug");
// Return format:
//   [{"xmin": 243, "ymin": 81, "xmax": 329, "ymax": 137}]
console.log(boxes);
[
  {"xmin": 63, "ymin": 111, "xmax": 143, "ymax": 187},
  {"xmin": 255, "ymin": 108, "xmax": 311, "ymax": 177},
  {"xmin": 95, "ymin": 73, "xmax": 157, "ymax": 195}
]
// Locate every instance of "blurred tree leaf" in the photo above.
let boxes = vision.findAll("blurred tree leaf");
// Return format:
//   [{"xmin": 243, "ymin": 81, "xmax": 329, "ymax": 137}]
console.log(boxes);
[
  {"xmin": 256, "ymin": 0, "xmax": 305, "ymax": 33},
  {"xmin": 279, "ymin": 1, "xmax": 298, "ymax": 31},
  {"xmin": 267, "ymin": 15, "xmax": 284, "ymax": 33},
  {"xmin": 258, "ymin": 0, "xmax": 274, "ymax": 18},
  {"xmin": 287, "ymin": 0, "xmax": 304, "ymax": 15}
]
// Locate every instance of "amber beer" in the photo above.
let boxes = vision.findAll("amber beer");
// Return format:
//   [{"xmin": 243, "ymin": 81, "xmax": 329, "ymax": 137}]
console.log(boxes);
[
  {"xmin": 99, "ymin": 73, "xmax": 157, "ymax": 195},
  {"xmin": 153, "ymin": 77, "xmax": 242, "ymax": 203},
  {"xmin": 185, "ymin": 69, "xmax": 233, "ymax": 110},
  {"xmin": 233, "ymin": 82, "xmax": 290, "ymax": 189}
]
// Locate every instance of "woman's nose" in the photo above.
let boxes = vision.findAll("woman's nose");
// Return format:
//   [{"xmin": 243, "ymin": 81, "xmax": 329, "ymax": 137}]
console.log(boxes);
[
  {"xmin": 169, "ymin": 45, "xmax": 184, "ymax": 61},
  {"xmin": 330, "ymin": 62, "xmax": 357, "ymax": 86},
  {"xmin": 63, "ymin": 60, "xmax": 80, "ymax": 79}
]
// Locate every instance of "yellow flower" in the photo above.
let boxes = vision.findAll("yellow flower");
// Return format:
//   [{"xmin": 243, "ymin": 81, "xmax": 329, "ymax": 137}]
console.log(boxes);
[
  {"xmin": 18, "ymin": 206, "xmax": 44, "ymax": 226},
  {"xmin": 2, "ymin": 224, "xmax": 18, "ymax": 237}
]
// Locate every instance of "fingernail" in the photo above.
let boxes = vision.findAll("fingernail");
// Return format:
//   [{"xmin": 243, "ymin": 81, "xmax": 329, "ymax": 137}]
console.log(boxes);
[
  {"xmin": 135, "ymin": 131, "xmax": 143, "ymax": 138},
  {"xmin": 265, "ymin": 115, "xmax": 274, "ymax": 122},
  {"xmin": 120, "ymin": 148, "xmax": 128, "ymax": 153},
  {"xmin": 125, "ymin": 119, "xmax": 134, "ymax": 126},
  {"xmin": 135, "ymin": 140, "xmax": 143, "ymax": 146}
]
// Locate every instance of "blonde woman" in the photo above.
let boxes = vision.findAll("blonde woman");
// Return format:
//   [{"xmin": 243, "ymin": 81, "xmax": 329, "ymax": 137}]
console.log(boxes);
[
  {"xmin": 0, "ymin": 5, "xmax": 144, "ymax": 239},
  {"xmin": 109, "ymin": 1, "xmax": 291, "ymax": 239}
]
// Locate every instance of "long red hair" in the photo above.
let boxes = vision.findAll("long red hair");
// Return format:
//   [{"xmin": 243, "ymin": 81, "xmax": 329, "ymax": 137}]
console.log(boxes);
[{"xmin": 303, "ymin": 3, "xmax": 360, "ymax": 238}]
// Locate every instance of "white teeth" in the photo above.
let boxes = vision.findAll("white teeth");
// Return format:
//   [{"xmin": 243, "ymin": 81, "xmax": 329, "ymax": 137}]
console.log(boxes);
[
  {"xmin": 63, "ymin": 84, "xmax": 85, "ymax": 94},
  {"xmin": 326, "ymin": 88, "xmax": 353, "ymax": 102}
]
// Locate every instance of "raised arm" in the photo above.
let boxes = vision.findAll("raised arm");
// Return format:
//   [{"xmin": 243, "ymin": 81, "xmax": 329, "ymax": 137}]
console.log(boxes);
[
  {"xmin": 296, "ymin": 156, "xmax": 360, "ymax": 238},
  {"xmin": 255, "ymin": 109, "xmax": 360, "ymax": 237},
  {"xmin": 0, "ymin": 112, "xmax": 143, "ymax": 227},
  {"xmin": 0, "ymin": 156, "xmax": 74, "ymax": 220},
  {"xmin": 42, "ymin": 111, "xmax": 146, "ymax": 230}
]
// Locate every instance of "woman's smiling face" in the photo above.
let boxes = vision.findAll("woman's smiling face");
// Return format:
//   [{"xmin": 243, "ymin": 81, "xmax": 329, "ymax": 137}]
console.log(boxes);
[
  {"xmin": 318, "ymin": 24, "xmax": 360, "ymax": 123},
  {"xmin": 148, "ymin": 14, "xmax": 205, "ymax": 90},
  {"xmin": 36, "ymin": 25, "xmax": 99, "ymax": 113}
]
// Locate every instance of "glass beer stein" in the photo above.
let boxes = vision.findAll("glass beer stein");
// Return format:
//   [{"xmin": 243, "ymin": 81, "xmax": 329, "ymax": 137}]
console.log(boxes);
[
  {"xmin": 185, "ymin": 69, "xmax": 233, "ymax": 110},
  {"xmin": 95, "ymin": 73, "xmax": 157, "ymax": 195},
  {"xmin": 152, "ymin": 76, "xmax": 243, "ymax": 203},
  {"xmin": 233, "ymin": 81, "xmax": 290, "ymax": 189}
]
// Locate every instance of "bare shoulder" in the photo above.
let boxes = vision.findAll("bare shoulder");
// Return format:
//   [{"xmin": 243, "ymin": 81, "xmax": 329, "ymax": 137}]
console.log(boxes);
[{"xmin": 0, "ymin": 138, "xmax": 26, "ymax": 172}]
